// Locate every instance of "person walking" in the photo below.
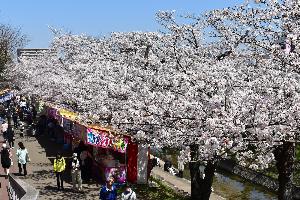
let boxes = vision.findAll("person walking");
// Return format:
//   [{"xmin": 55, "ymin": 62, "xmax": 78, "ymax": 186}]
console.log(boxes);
[
  {"xmin": 18, "ymin": 108, "xmax": 24, "ymax": 122},
  {"xmin": 31, "ymin": 105, "xmax": 37, "ymax": 121},
  {"xmin": 16, "ymin": 142, "xmax": 29, "ymax": 176},
  {"xmin": 177, "ymin": 155, "xmax": 184, "ymax": 178},
  {"xmin": 19, "ymin": 122, "xmax": 25, "ymax": 138},
  {"xmin": 121, "ymin": 184, "xmax": 136, "ymax": 200},
  {"xmin": 80, "ymin": 148, "xmax": 93, "ymax": 183},
  {"xmin": 12, "ymin": 111, "xmax": 18, "ymax": 129},
  {"xmin": 6, "ymin": 126, "xmax": 15, "ymax": 149},
  {"xmin": 26, "ymin": 111, "xmax": 33, "ymax": 126},
  {"xmin": 99, "ymin": 177, "xmax": 117, "ymax": 200},
  {"xmin": 71, "ymin": 153, "xmax": 82, "ymax": 191},
  {"xmin": 2, "ymin": 120, "xmax": 8, "ymax": 138},
  {"xmin": 53, "ymin": 152, "xmax": 66, "ymax": 190},
  {"xmin": 1, "ymin": 143, "xmax": 12, "ymax": 179}
]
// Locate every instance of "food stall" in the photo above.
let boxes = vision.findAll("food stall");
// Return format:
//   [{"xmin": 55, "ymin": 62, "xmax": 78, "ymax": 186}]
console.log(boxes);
[{"xmin": 86, "ymin": 126, "xmax": 128, "ymax": 183}]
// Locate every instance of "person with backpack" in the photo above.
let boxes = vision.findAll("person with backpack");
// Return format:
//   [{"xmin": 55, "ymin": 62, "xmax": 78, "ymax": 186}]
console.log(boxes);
[
  {"xmin": 1, "ymin": 143, "xmax": 12, "ymax": 178},
  {"xmin": 121, "ymin": 184, "xmax": 136, "ymax": 200},
  {"xmin": 53, "ymin": 152, "xmax": 66, "ymax": 190},
  {"xmin": 71, "ymin": 153, "xmax": 82, "ymax": 191},
  {"xmin": 16, "ymin": 142, "xmax": 29, "ymax": 176}
]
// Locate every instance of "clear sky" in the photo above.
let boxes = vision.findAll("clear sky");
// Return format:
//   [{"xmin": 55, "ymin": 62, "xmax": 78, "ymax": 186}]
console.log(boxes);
[{"xmin": 0, "ymin": 0, "xmax": 243, "ymax": 48}]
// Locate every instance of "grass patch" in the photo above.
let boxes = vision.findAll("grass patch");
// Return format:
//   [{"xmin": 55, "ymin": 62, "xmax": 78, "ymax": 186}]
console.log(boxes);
[{"xmin": 118, "ymin": 177, "xmax": 189, "ymax": 200}]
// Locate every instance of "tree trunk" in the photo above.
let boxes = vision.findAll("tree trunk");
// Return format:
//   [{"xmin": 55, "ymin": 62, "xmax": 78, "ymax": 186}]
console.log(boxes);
[
  {"xmin": 274, "ymin": 141, "xmax": 295, "ymax": 200},
  {"xmin": 189, "ymin": 159, "xmax": 203, "ymax": 200},
  {"xmin": 189, "ymin": 144, "xmax": 216, "ymax": 200},
  {"xmin": 202, "ymin": 161, "xmax": 216, "ymax": 200},
  {"xmin": 190, "ymin": 144, "xmax": 202, "ymax": 199}
]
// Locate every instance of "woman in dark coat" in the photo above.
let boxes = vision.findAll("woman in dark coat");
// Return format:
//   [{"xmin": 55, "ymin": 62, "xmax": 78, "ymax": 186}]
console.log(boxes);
[
  {"xmin": 6, "ymin": 126, "xmax": 15, "ymax": 148},
  {"xmin": 1, "ymin": 143, "xmax": 12, "ymax": 178}
]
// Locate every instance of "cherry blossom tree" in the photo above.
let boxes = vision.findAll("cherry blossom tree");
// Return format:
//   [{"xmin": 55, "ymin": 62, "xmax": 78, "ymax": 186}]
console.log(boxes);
[
  {"xmin": 9, "ymin": 2, "xmax": 300, "ymax": 199},
  {"xmin": 204, "ymin": 0, "xmax": 300, "ymax": 199},
  {"xmin": 9, "ymin": 29, "xmax": 249, "ymax": 199},
  {"xmin": 8, "ymin": 27, "xmax": 271, "ymax": 200}
]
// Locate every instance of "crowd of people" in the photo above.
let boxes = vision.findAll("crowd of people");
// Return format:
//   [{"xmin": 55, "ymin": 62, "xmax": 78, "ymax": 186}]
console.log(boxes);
[
  {"xmin": 0, "ymin": 96, "xmax": 33, "ymax": 179},
  {"xmin": 0, "ymin": 95, "xmax": 137, "ymax": 200}
]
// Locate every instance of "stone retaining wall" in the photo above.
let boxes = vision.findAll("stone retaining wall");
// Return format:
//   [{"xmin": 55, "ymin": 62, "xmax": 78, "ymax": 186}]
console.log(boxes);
[
  {"xmin": 217, "ymin": 159, "xmax": 300, "ymax": 199},
  {"xmin": 217, "ymin": 160, "xmax": 278, "ymax": 191},
  {"xmin": 7, "ymin": 174, "xmax": 39, "ymax": 200}
]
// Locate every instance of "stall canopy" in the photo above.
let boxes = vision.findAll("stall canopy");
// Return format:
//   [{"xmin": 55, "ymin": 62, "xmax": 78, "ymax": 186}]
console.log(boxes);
[
  {"xmin": 0, "ymin": 89, "xmax": 13, "ymax": 103},
  {"xmin": 59, "ymin": 108, "xmax": 78, "ymax": 121}
]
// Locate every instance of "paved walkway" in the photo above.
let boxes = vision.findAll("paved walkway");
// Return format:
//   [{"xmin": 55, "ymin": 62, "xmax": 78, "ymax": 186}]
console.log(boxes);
[
  {"xmin": 151, "ymin": 157, "xmax": 225, "ymax": 200},
  {"xmin": 10, "ymin": 127, "xmax": 100, "ymax": 200},
  {"xmin": 0, "ymin": 136, "xmax": 10, "ymax": 200}
]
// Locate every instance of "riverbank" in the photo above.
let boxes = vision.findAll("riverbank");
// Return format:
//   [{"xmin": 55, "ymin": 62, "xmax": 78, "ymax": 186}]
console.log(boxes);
[
  {"xmin": 150, "ymin": 155, "xmax": 225, "ymax": 199},
  {"xmin": 152, "ymin": 148, "xmax": 277, "ymax": 199}
]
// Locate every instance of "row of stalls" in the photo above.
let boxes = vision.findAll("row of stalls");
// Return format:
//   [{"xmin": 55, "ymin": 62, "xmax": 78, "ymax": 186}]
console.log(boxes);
[{"xmin": 40, "ymin": 103, "xmax": 149, "ymax": 184}]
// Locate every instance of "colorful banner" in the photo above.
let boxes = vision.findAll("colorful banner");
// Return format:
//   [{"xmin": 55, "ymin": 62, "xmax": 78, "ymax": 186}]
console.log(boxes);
[
  {"xmin": 87, "ymin": 128, "xmax": 111, "ymax": 148},
  {"xmin": 105, "ymin": 166, "xmax": 126, "ymax": 183},
  {"xmin": 87, "ymin": 128, "xmax": 128, "ymax": 153},
  {"xmin": 112, "ymin": 137, "xmax": 129, "ymax": 153}
]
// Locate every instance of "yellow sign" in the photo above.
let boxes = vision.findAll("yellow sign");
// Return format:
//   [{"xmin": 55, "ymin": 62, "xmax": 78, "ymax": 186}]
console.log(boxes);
[{"xmin": 59, "ymin": 109, "xmax": 78, "ymax": 121}]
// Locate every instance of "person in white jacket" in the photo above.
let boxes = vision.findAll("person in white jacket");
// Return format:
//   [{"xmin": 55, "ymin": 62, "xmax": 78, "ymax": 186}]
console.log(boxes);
[
  {"xmin": 71, "ymin": 153, "xmax": 82, "ymax": 191},
  {"xmin": 121, "ymin": 184, "xmax": 136, "ymax": 200}
]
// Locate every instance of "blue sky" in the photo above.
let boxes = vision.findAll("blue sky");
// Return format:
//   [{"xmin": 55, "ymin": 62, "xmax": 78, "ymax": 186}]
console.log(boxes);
[{"xmin": 0, "ymin": 0, "xmax": 243, "ymax": 48}]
